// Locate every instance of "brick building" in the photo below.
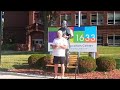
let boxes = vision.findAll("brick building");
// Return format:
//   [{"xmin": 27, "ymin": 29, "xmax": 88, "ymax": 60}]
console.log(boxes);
[{"xmin": 3, "ymin": 11, "xmax": 120, "ymax": 51}]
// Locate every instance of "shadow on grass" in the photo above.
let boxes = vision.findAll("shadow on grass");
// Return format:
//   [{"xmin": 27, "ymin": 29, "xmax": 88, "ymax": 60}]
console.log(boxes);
[
  {"xmin": 1, "ymin": 50, "xmax": 49, "ymax": 55},
  {"xmin": 12, "ymin": 63, "xmax": 43, "ymax": 69},
  {"xmin": 12, "ymin": 64, "xmax": 30, "ymax": 69}
]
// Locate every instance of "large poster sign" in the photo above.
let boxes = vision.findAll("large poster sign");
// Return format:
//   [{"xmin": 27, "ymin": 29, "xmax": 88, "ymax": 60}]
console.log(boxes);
[{"xmin": 48, "ymin": 26, "xmax": 97, "ymax": 52}]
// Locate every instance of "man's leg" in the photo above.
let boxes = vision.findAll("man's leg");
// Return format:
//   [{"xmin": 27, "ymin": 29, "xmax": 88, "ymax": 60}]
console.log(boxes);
[
  {"xmin": 54, "ymin": 64, "xmax": 58, "ymax": 78},
  {"xmin": 53, "ymin": 56, "xmax": 59, "ymax": 78},
  {"xmin": 61, "ymin": 64, "xmax": 65, "ymax": 78},
  {"xmin": 60, "ymin": 57, "xmax": 65, "ymax": 78}
]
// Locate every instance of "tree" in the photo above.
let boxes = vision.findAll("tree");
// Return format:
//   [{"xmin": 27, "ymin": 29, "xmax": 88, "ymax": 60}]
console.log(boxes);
[{"xmin": 39, "ymin": 11, "xmax": 59, "ymax": 53}]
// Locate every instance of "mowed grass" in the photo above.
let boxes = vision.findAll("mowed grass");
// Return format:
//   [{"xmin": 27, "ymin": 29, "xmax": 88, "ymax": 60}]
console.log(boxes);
[
  {"xmin": 0, "ymin": 46, "xmax": 120, "ymax": 70},
  {"xmin": 98, "ymin": 46, "xmax": 120, "ymax": 54},
  {"xmin": 0, "ymin": 50, "xmax": 48, "ymax": 70},
  {"xmin": 0, "ymin": 54, "xmax": 31, "ymax": 70},
  {"xmin": 97, "ymin": 46, "xmax": 120, "ymax": 59}
]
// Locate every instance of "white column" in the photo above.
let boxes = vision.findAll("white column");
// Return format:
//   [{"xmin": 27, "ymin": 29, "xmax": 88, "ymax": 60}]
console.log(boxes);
[
  {"xmin": 78, "ymin": 11, "xmax": 81, "ymax": 27},
  {"xmin": 114, "ymin": 11, "xmax": 115, "ymax": 25},
  {"xmin": 97, "ymin": 12, "xmax": 98, "ymax": 25}
]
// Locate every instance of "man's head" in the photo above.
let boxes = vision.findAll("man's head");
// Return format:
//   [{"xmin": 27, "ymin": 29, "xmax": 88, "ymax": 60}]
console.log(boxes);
[
  {"xmin": 61, "ymin": 20, "xmax": 68, "ymax": 28},
  {"xmin": 57, "ymin": 30, "xmax": 63, "ymax": 38}
]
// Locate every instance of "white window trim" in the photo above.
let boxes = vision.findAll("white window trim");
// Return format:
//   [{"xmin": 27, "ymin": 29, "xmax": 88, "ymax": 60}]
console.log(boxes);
[
  {"xmin": 75, "ymin": 13, "xmax": 88, "ymax": 26},
  {"xmin": 107, "ymin": 12, "xmax": 114, "ymax": 25},
  {"xmin": 115, "ymin": 12, "xmax": 120, "ymax": 25},
  {"xmin": 114, "ymin": 11, "xmax": 115, "ymax": 24},
  {"xmin": 96, "ymin": 12, "xmax": 98, "ymax": 25},
  {"xmin": 75, "ymin": 14, "xmax": 78, "ymax": 26},
  {"xmin": 115, "ymin": 35, "xmax": 120, "ymax": 45},
  {"xmin": 60, "ymin": 14, "xmax": 71, "ymax": 26},
  {"xmin": 90, "ymin": 13, "xmax": 97, "ymax": 25},
  {"xmin": 60, "ymin": 14, "xmax": 63, "ymax": 26}
]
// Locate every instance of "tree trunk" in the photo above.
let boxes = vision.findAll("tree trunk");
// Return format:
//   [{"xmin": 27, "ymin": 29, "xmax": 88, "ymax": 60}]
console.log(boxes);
[{"xmin": 43, "ymin": 11, "xmax": 49, "ymax": 53}]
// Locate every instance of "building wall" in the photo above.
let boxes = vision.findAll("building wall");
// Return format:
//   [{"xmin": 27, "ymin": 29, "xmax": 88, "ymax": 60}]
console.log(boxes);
[
  {"xmin": 29, "ymin": 11, "xmax": 35, "ymax": 25},
  {"xmin": 3, "ymin": 11, "xmax": 120, "ymax": 51},
  {"xmin": 55, "ymin": 11, "xmax": 120, "ymax": 46},
  {"xmin": 4, "ymin": 11, "xmax": 29, "ymax": 44}
]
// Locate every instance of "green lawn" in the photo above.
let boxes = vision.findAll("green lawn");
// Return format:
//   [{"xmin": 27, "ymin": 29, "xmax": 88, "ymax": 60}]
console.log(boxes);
[
  {"xmin": 0, "ymin": 51, "xmax": 41, "ymax": 70},
  {"xmin": 0, "ymin": 55, "xmax": 31, "ymax": 70},
  {"xmin": 0, "ymin": 46, "xmax": 120, "ymax": 70},
  {"xmin": 98, "ymin": 46, "xmax": 120, "ymax": 54}
]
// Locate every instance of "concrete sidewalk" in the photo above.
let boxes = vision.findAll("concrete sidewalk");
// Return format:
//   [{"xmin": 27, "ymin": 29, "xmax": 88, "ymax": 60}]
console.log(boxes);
[
  {"xmin": 0, "ymin": 71, "xmax": 82, "ymax": 79},
  {"xmin": 0, "ymin": 71, "xmax": 54, "ymax": 79}
]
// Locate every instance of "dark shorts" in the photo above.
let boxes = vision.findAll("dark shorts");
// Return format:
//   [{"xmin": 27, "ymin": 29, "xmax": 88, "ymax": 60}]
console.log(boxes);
[{"xmin": 53, "ymin": 56, "xmax": 65, "ymax": 64}]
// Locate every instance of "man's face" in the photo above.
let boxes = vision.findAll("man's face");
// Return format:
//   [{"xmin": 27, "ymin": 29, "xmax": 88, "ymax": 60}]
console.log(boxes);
[{"xmin": 57, "ymin": 31, "xmax": 63, "ymax": 38}]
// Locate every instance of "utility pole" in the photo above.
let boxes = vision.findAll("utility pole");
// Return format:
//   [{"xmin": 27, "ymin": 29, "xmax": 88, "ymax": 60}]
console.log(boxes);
[
  {"xmin": 75, "ymin": 11, "xmax": 81, "ymax": 79},
  {"xmin": 0, "ymin": 11, "xmax": 2, "ymax": 65}
]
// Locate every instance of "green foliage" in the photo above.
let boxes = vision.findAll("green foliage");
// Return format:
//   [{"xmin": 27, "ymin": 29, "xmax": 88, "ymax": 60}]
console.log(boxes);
[
  {"xmin": 78, "ymin": 56, "xmax": 96, "ymax": 73},
  {"xmin": 44, "ymin": 54, "xmax": 53, "ymax": 64},
  {"xmin": 2, "ymin": 44, "xmax": 16, "ymax": 50},
  {"xmin": 28, "ymin": 54, "xmax": 46, "ymax": 69},
  {"xmin": 96, "ymin": 56, "xmax": 116, "ymax": 71},
  {"xmin": 115, "ymin": 58, "xmax": 120, "ymax": 69}
]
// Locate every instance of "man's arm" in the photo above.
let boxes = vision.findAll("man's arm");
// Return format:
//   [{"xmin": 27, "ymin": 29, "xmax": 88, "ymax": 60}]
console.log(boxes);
[
  {"xmin": 51, "ymin": 44, "xmax": 67, "ymax": 49},
  {"xmin": 50, "ymin": 44, "xmax": 58, "ymax": 49},
  {"xmin": 59, "ymin": 44, "xmax": 68, "ymax": 49},
  {"xmin": 60, "ymin": 39, "xmax": 68, "ymax": 49},
  {"xmin": 66, "ymin": 28, "xmax": 73, "ymax": 39}
]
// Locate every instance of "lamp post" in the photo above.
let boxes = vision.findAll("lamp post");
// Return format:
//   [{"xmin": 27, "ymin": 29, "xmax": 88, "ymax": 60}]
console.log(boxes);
[
  {"xmin": 0, "ymin": 11, "xmax": 2, "ymax": 65},
  {"xmin": 75, "ymin": 11, "xmax": 81, "ymax": 79}
]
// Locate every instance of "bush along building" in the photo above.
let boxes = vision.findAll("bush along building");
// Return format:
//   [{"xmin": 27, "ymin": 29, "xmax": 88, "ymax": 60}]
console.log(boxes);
[{"xmin": 3, "ymin": 11, "xmax": 120, "ymax": 51}]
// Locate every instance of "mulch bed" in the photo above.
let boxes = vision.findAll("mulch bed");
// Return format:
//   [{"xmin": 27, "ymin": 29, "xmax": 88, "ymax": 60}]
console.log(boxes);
[{"xmin": 8, "ymin": 69, "xmax": 120, "ymax": 79}]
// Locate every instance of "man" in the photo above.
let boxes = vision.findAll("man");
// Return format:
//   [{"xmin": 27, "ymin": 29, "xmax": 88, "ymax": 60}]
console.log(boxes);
[
  {"xmin": 51, "ymin": 30, "xmax": 68, "ymax": 79},
  {"xmin": 59, "ymin": 20, "xmax": 73, "ymax": 67}
]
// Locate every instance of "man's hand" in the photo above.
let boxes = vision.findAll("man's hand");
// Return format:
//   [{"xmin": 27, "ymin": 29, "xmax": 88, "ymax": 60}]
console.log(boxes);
[
  {"xmin": 63, "ymin": 35, "xmax": 69, "ymax": 39},
  {"xmin": 51, "ymin": 44, "xmax": 60, "ymax": 49},
  {"xmin": 51, "ymin": 44, "xmax": 67, "ymax": 49}
]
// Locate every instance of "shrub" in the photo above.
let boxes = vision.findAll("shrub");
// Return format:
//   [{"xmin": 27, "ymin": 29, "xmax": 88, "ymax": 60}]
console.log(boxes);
[
  {"xmin": 44, "ymin": 54, "xmax": 53, "ymax": 64},
  {"xmin": 96, "ymin": 56, "xmax": 116, "ymax": 71},
  {"xmin": 115, "ymin": 58, "xmax": 120, "ymax": 69},
  {"xmin": 28, "ymin": 54, "xmax": 46, "ymax": 69},
  {"xmin": 78, "ymin": 56, "xmax": 96, "ymax": 73},
  {"xmin": 1, "ymin": 44, "xmax": 16, "ymax": 50}
]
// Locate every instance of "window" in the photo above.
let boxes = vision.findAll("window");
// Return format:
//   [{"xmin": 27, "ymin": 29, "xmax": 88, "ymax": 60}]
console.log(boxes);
[
  {"xmin": 90, "ymin": 12, "xmax": 104, "ymax": 25},
  {"xmin": 75, "ymin": 14, "xmax": 78, "ymax": 26},
  {"xmin": 115, "ymin": 13, "xmax": 120, "ymax": 25},
  {"xmin": 107, "ymin": 12, "xmax": 120, "ymax": 25},
  {"xmin": 108, "ymin": 35, "xmax": 120, "ymax": 46},
  {"xmin": 91, "ymin": 14, "xmax": 97, "ymax": 25},
  {"xmin": 75, "ymin": 13, "xmax": 87, "ymax": 26},
  {"xmin": 115, "ymin": 35, "xmax": 120, "ymax": 45},
  {"xmin": 108, "ymin": 35, "xmax": 113, "ymax": 45},
  {"xmin": 32, "ymin": 39, "xmax": 43, "ymax": 45},
  {"xmin": 49, "ymin": 19, "xmax": 57, "ymax": 26},
  {"xmin": 82, "ymin": 14, "xmax": 87, "ymax": 25},
  {"xmin": 60, "ymin": 14, "xmax": 72, "ymax": 26},
  {"xmin": 97, "ymin": 35, "xmax": 103, "ymax": 45},
  {"xmin": 107, "ymin": 13, "xmax": 114, "ymax": 25}
]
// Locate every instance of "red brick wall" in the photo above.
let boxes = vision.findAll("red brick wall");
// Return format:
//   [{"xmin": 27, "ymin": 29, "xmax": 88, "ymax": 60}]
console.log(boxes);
[{"xmin": 4, "ymin": 11, "xmax": 29, "ymax": 44}]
